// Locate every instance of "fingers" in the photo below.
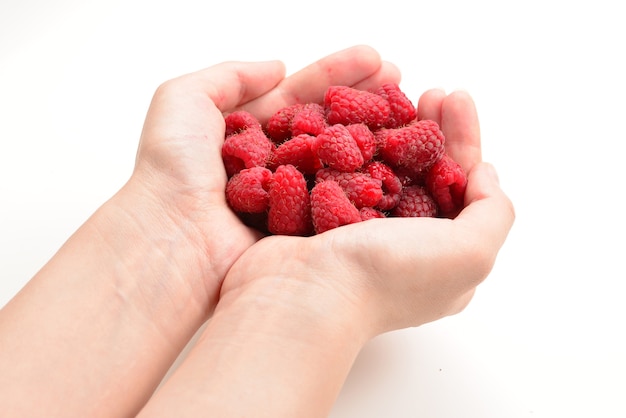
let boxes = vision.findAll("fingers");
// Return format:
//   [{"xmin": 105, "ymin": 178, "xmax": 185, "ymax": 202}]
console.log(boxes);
[
  {"xmin": 141, "ymin": 45, "xmax": 400, "ymax": 143},
  {"xmin": 350, "ymin": 60, "xmax": 402, "ymax": 92},
  {"xmin": 416, "ymin": 89, "xmax": 482, "ymax": 174},
  {"xmin": 456, "ymin": 162, "xmax": 516, "ymax": 260},
  {"xmin": 440, "ymin": 90, "xmax": 482, "ymax": 173},
  {"xmin": 140, "ymin": 61, "xmax": 287, "ymax": 144},
  {"xmin": 417, "ymin": 88, "xmax": 446, "ymax": 124},
  {"xmin": 193, "ymin": 60, "xmax": 288, "ymax": 112},
  {"xmin": 240, "ymin": 45, "xmax": 401, "ymax": 123}
]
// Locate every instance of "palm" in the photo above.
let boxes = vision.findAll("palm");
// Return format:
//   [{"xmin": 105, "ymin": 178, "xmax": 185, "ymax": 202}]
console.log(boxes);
[
  {"xmin": 221, "ymin": 89, "xmax": 490, "ymax": 333},
  {"xmin": 128, "ymin": 46, "xmax": 401, "ymax": 304}
]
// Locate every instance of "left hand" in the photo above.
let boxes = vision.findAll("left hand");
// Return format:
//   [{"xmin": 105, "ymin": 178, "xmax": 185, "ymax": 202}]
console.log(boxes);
[
  {"xmin": 137, "ymin": 82, "xmax": 515, "ymax": 418},
  {"xmin": 0, "ymin": 45, "xmax": 402, "ymax": 418},
  {"xmin": 124, "ymin": 44, "xmax": 402, "ymax": 312}
]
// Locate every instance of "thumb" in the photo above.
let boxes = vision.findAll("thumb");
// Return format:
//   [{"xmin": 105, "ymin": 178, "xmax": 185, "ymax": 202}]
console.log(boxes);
[
  {"xmin": 140, "ymin": 61, "xmax": 287, "ymax": 147},
  {"xmin": 133, "ymin": 61, "xmax": 286, "ymax": 186}
]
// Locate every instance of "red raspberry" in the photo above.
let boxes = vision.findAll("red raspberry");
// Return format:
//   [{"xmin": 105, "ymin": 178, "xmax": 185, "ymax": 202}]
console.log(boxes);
[
  {"xmin": 315, "ymin": 168, "xmax": 383, "ymax": 208},
  {"xmin": 426, "ymin": 154, "xmax": 467, "ymax": 217},
  {"xmin": 222, "ymin": 83, "xmax": 469, "ymax": 235},
  {"xmin": 345, "ymin": 123, "xmax": 377, "ymax": 162},
  {"xmin": 222, "ymin": 127, "xmax": 275, "ymax": 177},
  {"xmin": 291, "ymin": 103, "xmax": 328, "ymax": 137},
  {"xmin": 267, "ymin": 164, "xmax": 313, "ymax": 236},
  {"xmin": 224, "ymin": 110, "xmax": 262, "ymax": 137},
  {"xmin": 270, "ymin": 133, "xmax": 323, "ymax": 175},
  {"xmin": 312, "ymin": 124, "xmax": 364, "ymax": 172},
  {"xmin": 225, "ymin": 167, "xmax": 273, "ymax": 213},
  {"xmin": 392, "ymin": 185, "xmax": 438, "ymax": 218},
  {"xmin": 266, "ymin": 103, "xmax": 305, "ymax": 143},
  {"xmin": 324, "ymin": 85, "xmax": 391, "ymax": 130},
  {"xmin": 359, "ymin": 207, "xmax": 387, "ymax": 221},
  {"xmin": 364, "ymin": 161, "xmax": 403, "ymax": 211},
  {"xmin": 310, "ymin": 180, "xmax": 362, "ymax": 234},
  {"xmin": 375, "ymin": 83, "xmax": 417, "ymax": 128},
  {"xmin": 377, "ymin": 119, "xmax": 445, "ymax": 175}
]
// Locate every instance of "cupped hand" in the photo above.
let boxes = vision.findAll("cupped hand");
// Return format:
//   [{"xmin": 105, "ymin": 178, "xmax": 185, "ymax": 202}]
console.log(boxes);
[
  {"xmin": 132, "ymin": 55, "xmax": 514, "ymax": 418},
  {"xmin": 220, "ymin": 88, "xmax": 515, "ymax": 339},
  {"xmin": 120, "ymin": 45, "xmax": 401, "ymax": 312}
]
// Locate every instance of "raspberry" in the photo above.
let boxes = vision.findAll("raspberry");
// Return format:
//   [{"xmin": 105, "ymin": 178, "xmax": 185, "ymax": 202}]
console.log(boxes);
[
  {"xmin": 393, "ymin": 165, "xmax": 424, "ymax": 187},
  {"xmin": 315, "ymin": 168, "xmax": 383, "ymax": 208},
  {"xmin": 222, "ymin": 127, "xmax": 275, "ymax": 177},
  {"xmin": 266, "ymin": 103, "xmax": 305, "ymax": 143},
  {"xmin": 225, "ymin": 166, "xmax": 273, "ymax": 213},
  {"xmin": 375, "ymin": 83, "xmax": 417, "ymax": 128},
  {"xmin": 267, "ymin": 164, "xmax": 313, "ymax": 236},
  {"xmin": 312, "ymin": 124, "xmax": 364, "ymax": 172},
  {"xmin": 291, "ymin": 103, "xmax": 328, "ymax": 137},
  {"xmin": 310, "ymin": 180, "xmax": 362, "ymax": 234},
  {"xmin": 377, "ymin": 119, "xmax": 445, "ymax": 175},
  {"xmin": 270, "ymin": 133, "xmax": 323, "ymax": 175},
  {"xmin": 392, "ymin": 185, "xmax": 438, "ymax": 218},
  {"xmin": 224, "ymin": 110, "xmax": 262, "ymax": 137},
  {"xmin": 221, "ymin": 82, "xmax": 469, "ymax": 236},
  {"xmin": 359, "ymin": 207, "xmax": 387, "ymax": 221},
  {"xmin": 345, "ymin": 123, "xmax": 377, "ymax": 162},
  {"xmin": 324, "ymin": 85, "xmax": 391, "ymax": 129},
  {"xmin": 364, "ymin": 161, "xmax": 403, "ymax": 211},
  {"xmin": 426, "ymin": 154, "xmax": 468, "ymax": 217}
]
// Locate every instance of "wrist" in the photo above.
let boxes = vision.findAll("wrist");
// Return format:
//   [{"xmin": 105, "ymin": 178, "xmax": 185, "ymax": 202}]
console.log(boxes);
[
  {"xmin": 0, "ymin": 176, "xmax": 216, "ymax": 416},
  {"xmin": 219, "ymin": 273, "xmax": 371, "ymax": 350},
  {"xmin": 220, "ymin": 235, "xmax": 378, "ymax": 347},
  {"xmin": 143, "ymin": 267, "xmax": 369, "ymax": 417},
  {"xmin": 95, "ymin": 176, "xmax": 222, "ymax": 320}
]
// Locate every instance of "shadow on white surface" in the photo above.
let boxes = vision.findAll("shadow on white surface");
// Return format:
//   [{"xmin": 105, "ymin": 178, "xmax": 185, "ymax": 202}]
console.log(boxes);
[{"xmin": 330, "ymin": 322, "xmax": 530, "ymax": 418}]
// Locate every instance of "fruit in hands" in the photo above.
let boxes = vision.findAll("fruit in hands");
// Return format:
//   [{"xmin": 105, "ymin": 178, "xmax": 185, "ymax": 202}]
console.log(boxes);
[{"xmin": 222, "ymin": 83, "xmax": 468, "ymax": 236}]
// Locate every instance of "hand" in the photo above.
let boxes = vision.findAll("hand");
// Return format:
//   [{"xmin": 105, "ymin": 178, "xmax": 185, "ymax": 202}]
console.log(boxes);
[
  {"xmin": 125, "ymin": 44, "xmax": 402, "ymax": 311},
  {"xmin": 138, "ymin": 87, "xmax": 515, "ymax": 417},
  {"xmin": 219, "ymin": 88, "xmax": 515, "ymax": 332},
  {"xmin": 0, "ymin": 45, "xmax": 402, "ymax": 417}
]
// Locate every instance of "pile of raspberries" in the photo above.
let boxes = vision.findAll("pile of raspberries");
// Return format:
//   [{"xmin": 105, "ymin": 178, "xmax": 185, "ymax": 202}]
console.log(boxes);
[{"xmin": 222, "ymin": 83, "xmax": 467, "ymax": 236}]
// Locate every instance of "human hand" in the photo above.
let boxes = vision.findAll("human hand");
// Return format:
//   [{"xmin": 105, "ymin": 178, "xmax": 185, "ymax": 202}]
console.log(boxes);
[
  {"xmin": 119, "ymin": 44, "xmax": 402, "ymax": 312},
  {"xmin": 218, "ymin": 88, "xmax": 514, "ymax": 335},
  {"xmin": 0, "ymin": 46, "xmax": 402, "ymax": 418},
  {"xmin": 139, "ymin": 85, "xmax": 515, "ymax": 417}
]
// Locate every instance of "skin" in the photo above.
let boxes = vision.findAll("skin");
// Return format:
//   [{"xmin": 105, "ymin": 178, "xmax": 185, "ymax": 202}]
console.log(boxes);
[{"xmin": 0, "ymin": 45, "xmax": 514, "ymax": 417}]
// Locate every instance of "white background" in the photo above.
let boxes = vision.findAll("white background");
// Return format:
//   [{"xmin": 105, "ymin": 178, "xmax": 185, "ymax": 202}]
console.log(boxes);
[{"xmin": 1, "ymin": 1, "xmax": 625, "ymax": 417}]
